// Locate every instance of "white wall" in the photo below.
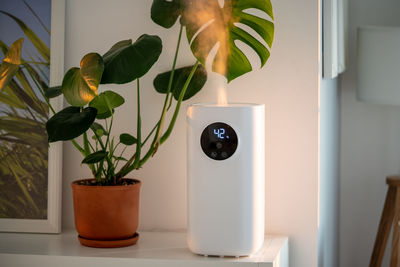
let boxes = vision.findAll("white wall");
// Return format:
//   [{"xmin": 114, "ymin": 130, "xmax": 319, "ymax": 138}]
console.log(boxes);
[
  {"xmin": 61, "ymin": 1, "xmax": 320, "ymax": 266},
  {"xmin": 340, "ymin": 0, "xmax": 400, "ymax": 266}
]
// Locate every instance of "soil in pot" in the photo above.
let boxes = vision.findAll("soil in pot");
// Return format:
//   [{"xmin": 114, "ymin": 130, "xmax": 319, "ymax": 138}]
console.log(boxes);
[{"xmin": 71, "ymin": 178, "xmax": 141, "ymax": 248}]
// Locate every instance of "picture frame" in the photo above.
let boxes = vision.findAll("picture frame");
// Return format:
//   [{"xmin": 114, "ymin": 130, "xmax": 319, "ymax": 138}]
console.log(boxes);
[
  {"xmin": 0, "ymin": 0, "xmax": 65, "ymax": 233},
  {"xmin": 323, "ymin": 0, "xmax": 347, "ymax": 78}
]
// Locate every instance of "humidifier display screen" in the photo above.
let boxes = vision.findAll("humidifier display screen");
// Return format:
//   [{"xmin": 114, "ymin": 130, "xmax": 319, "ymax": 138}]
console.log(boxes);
[{"xmin": 201, "ymin": 122, "xmax": 238, "ymax": 160}]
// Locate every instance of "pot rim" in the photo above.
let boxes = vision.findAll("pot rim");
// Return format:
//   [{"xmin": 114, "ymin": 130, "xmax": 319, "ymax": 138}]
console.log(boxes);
[{"xmin": 71, "ymin": 178, "xmax": 141, "ymax": 191}]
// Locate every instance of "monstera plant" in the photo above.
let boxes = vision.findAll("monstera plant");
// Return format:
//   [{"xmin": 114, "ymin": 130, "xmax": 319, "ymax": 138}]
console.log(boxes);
[
  {"xmin": 0, "ymin": 0, "xmax": 274, "ymax": 247},
  {"xmin": 0, "ymin": 0, "xmax": 274, "ymax": 186}
]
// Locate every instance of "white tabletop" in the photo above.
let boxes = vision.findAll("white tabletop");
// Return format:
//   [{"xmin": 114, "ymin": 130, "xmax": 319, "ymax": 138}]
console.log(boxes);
[{"xmin": 0, "ymin": 231, "xmax": 288, "ymax": 267}]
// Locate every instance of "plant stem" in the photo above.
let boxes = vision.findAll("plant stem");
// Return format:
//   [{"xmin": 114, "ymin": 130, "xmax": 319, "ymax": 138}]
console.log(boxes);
[
  {"xmin": 71, "ymin": 140, "xmax": 84, "ymax": 154},
  {"xmin": 104, "ymin": 100, "xmax": 113, "ymax": 151},
  {"xmin": 133, "ymin": 78, "xmax": 142, "ymax": 169},
  {"xmin": 118, "ymin": 61, "xmax": 199, "ymax": 177},
  {"xmin": 82, "ymin": 132, "xmax": 90, "ymax": 155},
  {"xmin": 153, "ymin": 24, "xmax": 183, "ymax": 149},
  {"xmin": 115, "ymin": 26, "xmax": 190, "ymax": 179},
  {"xmin": 160, "ymin": 62, "xmax": 199, "ymax": 141},
  {"xmin": 138, "ymin": 61, "xmax": 199, "ymax": 169},
  {"xmin": 103, "ymin": 98, "xmax": 115, "ymax": 180},
  {"xmin": 114, "ymin": 120, "xmax": 158, "ymax": 179},
  {"xmin": 91, "ymin": 128, "xmax": 113, "ymax": 178},
  {"xmin": 87, "ymin": 137, "xmax": 95, "ymax": 152},
  {"xmin": 110, "ymin": 140, "xmax": 120, "ymax": 161},
  {"xmin": 167, "ymin": 92, "xmax": 174, "ymax": 110},
  {"xmin": 82, "ymin": 132, "xmax": 96, "ymax": 176},
  {"xmin": 142, "ymin": 121, "xmax": 159, "ymax": 146},
  {"xmin": 114, "ymin": 144, "xmax": 127, "ymax": 169},
  {"xmin": 160, "ymin": 63, "xmax": 199, "ymax": 144}
]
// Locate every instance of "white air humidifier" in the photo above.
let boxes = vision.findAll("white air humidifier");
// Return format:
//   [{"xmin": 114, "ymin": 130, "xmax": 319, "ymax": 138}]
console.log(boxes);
[{"xmin": 186, "ymin": 103, "xmax": 265, "ymax": 257}]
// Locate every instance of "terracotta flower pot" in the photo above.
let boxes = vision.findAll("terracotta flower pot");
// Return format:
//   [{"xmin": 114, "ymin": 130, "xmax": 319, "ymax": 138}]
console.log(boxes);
[{"xmin": 71, "ymin": 178, "xmax": 141, "ymax": 248}]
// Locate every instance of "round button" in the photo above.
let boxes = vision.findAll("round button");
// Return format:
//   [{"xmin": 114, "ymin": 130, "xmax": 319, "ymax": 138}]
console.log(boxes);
[{"xmin": 200, "ymin": 122, "xmax": 238, "ymax": 161}]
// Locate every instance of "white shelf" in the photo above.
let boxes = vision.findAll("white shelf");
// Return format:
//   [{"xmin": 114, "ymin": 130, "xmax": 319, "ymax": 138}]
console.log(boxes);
[{"xmin": 0, "ymin": 231, "xmax": 288, "ymax": 267}]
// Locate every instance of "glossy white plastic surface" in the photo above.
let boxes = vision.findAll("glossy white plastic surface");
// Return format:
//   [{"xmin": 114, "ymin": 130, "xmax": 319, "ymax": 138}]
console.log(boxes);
[{"xmin": 187, "ymin": 103, "xmax": 265, "ymax": 256}]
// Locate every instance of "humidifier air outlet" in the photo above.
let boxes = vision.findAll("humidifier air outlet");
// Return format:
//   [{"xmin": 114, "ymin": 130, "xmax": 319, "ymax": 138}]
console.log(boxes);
[{"xmin": 186, "ymin": 103, "xmax": 265, "ymax": 257}]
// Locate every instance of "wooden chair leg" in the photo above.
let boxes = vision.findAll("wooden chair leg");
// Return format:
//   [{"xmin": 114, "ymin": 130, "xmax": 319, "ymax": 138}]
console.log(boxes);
[
  {"xmin": 390, "ymin": 187, "xmax": 400, "ymax": 267},
  {"xmin": 370, "ymin": 186, "xmax": 396, "ymax": 267}
]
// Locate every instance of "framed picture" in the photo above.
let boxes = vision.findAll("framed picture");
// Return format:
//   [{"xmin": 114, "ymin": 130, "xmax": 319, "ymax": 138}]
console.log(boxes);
[
  {"xmin": 323, "ymin": 0, "xmax": 348, "ymax": 78},
  {"xmin": 0, "ymin": 0, "xmax": 64, "ymax": 233}
]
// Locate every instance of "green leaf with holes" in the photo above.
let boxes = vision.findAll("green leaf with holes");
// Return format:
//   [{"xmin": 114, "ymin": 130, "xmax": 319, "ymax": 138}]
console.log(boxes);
[
  {"xmin": 184, "ymin": 0, "xmax": 274, "ymax": 82},
  {"xmin": 151, "ymin": 0, "xmax": 275, "ymax": 82}
]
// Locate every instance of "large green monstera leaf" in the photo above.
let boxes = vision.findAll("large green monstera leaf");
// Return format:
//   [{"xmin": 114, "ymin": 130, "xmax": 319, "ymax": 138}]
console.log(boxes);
[
  {"xmin": 151, "ymin": 0, "xmax": 182, "ymax": 29},
  {"xmin": 101, "ymin": 35, "xmax": 162, "ymax": 84},
  {"xmin": 46, "ymin": 106, "xmax": 97, "ymax": 142},
  {"xmin": 151, "ymin": 0, "xmax": 274, "ymax": 83},
  {"xmin": 62, "ymin": 53, "xmax": 104, "ymax": 107}
]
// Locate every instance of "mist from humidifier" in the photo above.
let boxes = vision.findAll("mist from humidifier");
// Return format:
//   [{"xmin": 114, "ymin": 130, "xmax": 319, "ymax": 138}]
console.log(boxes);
[
  {"xmin": 216, "ymin": 80, "xmax": 228, "ymax": 106},
  {"xmin": 205, "ymin": 48, "xmax": 229, "ymax": 106},
  {"xmin": 184, "ymin": 0, "xmax": 229, "ymax": 106}
]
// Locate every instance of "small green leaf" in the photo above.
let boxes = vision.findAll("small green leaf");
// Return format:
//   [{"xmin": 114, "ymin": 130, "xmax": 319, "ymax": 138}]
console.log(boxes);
[
  {"xmin": 101, "ymin": 35, "xmax": 162, "ymax": 84},
  {"xmin": 90, "ymin": 122, "xmax": 108, "ymax": 135},
  {"xmin": 44, "ymin": 86, "xmax": 62, "ymax": 98},
  {"xmin": 95, "ymin": 129, "xmax": 104, "ymax": 136},
  {"xmin": 151, "ymin": 0, "xmax": 182, "ymax": 28},
  {"xmin": 154, "ymin": 64, "xmax": 207, "ymax": 101},
  {"xmin": 0, "ymin": 38, "xmax": 23, "ymax": 91},
  {"xmin": 82, "ymin": 150, "xmax": 108, "ymax": 164},
  {"xmin": 46, "ymin": 106, "xmax": 97, "ymax": 142},
  {"xmin": 120, "ymin": 133, "xmax": 137, "ymax": 146},
  {"xmin": 62, "ymin": 53, "xmax": 104, "ymax": 106},
  {"xmin": 89, "ymin": 91, "xmax": 124, "ymax": 114},
  {"xmin": 113, "ymin": 156, "xmax": 128, "ymax": 161}
]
